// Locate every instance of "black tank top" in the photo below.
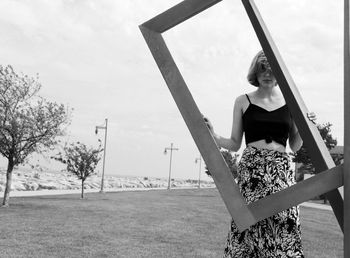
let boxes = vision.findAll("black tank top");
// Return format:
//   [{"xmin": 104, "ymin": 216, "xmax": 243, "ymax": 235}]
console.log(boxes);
[{"xmin": 242, "ymin": 94, "xmax": 292, "ymax": 147}]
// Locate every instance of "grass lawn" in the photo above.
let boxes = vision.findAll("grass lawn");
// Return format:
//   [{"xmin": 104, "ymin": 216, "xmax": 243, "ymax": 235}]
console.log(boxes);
[{"xmin": 0, "ymin": 188, "xmax": 343, "ymax": 258}]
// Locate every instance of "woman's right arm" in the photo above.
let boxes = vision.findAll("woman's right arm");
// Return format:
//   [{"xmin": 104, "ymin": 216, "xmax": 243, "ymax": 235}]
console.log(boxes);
[{"xmin": 206, "ymin": 95, "xmax": 244, "ymax": 152}]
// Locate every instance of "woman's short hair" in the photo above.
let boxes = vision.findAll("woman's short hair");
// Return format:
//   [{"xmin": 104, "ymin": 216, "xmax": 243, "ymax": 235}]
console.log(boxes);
[{"xmin": 247, "ymin": 50, "xmax": 270, "ymax": 87}]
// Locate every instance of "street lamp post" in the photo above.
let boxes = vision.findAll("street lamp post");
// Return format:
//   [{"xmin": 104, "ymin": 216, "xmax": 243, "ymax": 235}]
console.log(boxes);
[
  {"xmin": 164, "ymin": 143, "xmax": 179, "ymax": 190},
  {"xmin": 195, "ymin": 155, "xmax": 202, "ymax": 188},
  {"xmin": 95, "ymin": 118, "xmax": 108, "ymax": 193}
]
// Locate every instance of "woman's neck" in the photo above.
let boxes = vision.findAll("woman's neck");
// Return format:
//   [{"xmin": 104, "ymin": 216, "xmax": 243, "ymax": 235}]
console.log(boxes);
[{"xmin": 255, "ymin": 86, "xmax": 281, "ymax": 99}]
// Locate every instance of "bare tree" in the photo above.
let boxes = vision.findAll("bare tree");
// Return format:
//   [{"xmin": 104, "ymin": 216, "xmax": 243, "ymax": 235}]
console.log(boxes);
[
  {"xmin": 0, "ymin": 65, "xmax": 70, "ymax": 206},
  {"xmin": 53, "ymin": 141, "xmax": 103, "ymax": 199}
]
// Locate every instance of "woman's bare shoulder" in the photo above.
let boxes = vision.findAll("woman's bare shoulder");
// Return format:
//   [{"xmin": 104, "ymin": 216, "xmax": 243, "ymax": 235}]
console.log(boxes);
[
  {"xmin": 235, "ymin": 93, "xmax": 252, "ymax": 105},
  {"xmin": 235, "ymin": 94, "xmax": 247, "ymax": 103},
  {"xmin": 233, "ymin": 94, "xmax": 251, "ymax": 114}
]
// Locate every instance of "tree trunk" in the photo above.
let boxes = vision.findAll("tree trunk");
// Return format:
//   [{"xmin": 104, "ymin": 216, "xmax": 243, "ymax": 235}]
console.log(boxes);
[
  {"xmin": 2, "ymin": 157, "xmax": 15, "ymax": 207},
  {"xmin": 81, "ymin": 179, "xmax": 84, "ymax": 199}
]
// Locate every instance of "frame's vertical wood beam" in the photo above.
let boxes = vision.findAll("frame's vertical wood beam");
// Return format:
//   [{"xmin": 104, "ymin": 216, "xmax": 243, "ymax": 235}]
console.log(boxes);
[
  {"xmin": 241, "ymin": 0, "xmax": 344, "ymax": 231},
  {"xmin": 139, "ymin": 25, "xmax": 256, "ymax": 231},
  {"xmin": 344, "ymin": 0, "xmax": 350, "ymax": 256}
]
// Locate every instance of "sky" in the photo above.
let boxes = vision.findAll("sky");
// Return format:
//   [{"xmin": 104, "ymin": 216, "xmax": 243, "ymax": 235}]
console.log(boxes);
[{"xmin": 0, "ymin": 0, "xmax": 344, "ymax": 180}]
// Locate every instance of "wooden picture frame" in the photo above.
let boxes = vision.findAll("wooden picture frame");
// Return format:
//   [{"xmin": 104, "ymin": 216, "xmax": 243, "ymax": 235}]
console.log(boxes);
[{"xmin": 139, "ymin": 1, "xmax": 346, "ymax": 248}]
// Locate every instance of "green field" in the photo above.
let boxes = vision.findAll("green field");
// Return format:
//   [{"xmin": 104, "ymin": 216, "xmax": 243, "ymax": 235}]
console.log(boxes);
[{"xmin": 0, "ymin": 189, "xmax": 343, "ymax": 257}]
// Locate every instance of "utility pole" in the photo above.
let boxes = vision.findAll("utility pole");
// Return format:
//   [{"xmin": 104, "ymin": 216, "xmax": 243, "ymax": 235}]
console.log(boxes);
[
  {"xmin": 195, "ymin": 155, "xmax": 202, "ymax": 188},
  {"xmin": 95, "ymin": 118, "xmax": 108, "ymax": 193},
  {"xmin": 164, "ymin": 143, "xmax": 179, "ymax": 190}
]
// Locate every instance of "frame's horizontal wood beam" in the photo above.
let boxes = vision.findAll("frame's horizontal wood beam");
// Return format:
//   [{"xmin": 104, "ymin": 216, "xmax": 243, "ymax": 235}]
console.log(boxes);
[
  {"xmin": 139, "ymin": 25, "xmax": 256, "ymax": 231},
  {"xmin": 248, "ymin": 165, "xmax": 343, "ymax": 223},
  {"xmin": 141, "ymin": 0, "xmax": 222, "ymax": 33},
  {"xmin": 242, "ymin": 0, "xmax": 344, "ymax": 231}
]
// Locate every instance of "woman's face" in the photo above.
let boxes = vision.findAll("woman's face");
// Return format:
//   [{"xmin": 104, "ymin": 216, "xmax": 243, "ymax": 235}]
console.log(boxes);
[{"xmin": 256, "ymin": 62, "xmax": 277, "ymax": 88}]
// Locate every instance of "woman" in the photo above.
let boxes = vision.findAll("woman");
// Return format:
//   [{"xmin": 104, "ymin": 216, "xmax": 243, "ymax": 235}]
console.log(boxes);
[{"xmin": 205, "ymin": 51, "xmax": 312, "ymax": 257}]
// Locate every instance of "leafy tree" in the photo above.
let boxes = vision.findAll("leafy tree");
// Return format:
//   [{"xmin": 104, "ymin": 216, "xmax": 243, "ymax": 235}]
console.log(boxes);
[
  {"xmin": 292, "ymin": 122, "xmax": 338, "ymax": 204},
  {"xmin": 0, "ymin": 65, "xmax": 70, "ymax": 207},
  {"xmin": 205, "ymin": 150, "xmax": 239, "ymax": 179},
  {"xmin": 52, "ymin": 141, "xmax": 103, "ymax": 199},
  {"xmin": 292, "ymin": 122, "xmax": 338, "ymax": 175},
  {"xmin": 331, "ymin": 152, "xmax": 344, "ymax": 166}
]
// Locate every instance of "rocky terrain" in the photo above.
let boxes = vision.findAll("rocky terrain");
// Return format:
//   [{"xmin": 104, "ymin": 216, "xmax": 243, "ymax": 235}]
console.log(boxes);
[{"xmin": 0, "ymin": 169, "xmax": 215, "ymax": 192}]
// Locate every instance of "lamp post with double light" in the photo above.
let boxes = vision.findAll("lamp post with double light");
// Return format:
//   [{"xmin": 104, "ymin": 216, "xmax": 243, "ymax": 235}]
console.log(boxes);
[
  {"xmin": 164, "ymin": 143, "xmax": 179, "ymax": 190},
  {"xmin": 95, "ymin": 118, "xmax": 108, "ymax": 193}
]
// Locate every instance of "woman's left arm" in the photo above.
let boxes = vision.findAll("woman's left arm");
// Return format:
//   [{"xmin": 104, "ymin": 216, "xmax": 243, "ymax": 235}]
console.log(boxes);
[{"xmin": 289, "ymin": 120, "xmax": 303, "ymax": 152}]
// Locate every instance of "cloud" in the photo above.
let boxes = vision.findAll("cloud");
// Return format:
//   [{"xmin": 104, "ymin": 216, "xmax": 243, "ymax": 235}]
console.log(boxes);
[{"xmin": 0, "ymin": 0, "xmax": 344, "ymax": 178}]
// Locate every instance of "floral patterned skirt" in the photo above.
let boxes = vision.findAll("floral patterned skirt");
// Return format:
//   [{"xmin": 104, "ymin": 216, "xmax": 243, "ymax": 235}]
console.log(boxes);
[{"xmin": 223, "ymin": 146, "xmax": 304, "ymax": 258}]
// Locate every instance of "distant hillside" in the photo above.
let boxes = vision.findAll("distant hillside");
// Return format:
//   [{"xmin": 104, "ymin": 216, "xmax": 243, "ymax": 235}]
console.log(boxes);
[{"xmin": 0, "ymin": 169, "xmax": 215, "ymax": 192}]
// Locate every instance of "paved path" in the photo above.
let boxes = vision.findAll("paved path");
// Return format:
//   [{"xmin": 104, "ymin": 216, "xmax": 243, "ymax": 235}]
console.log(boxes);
[
  {"xmin": 7, "ymin": 187, "xmax": 332, "ymax": 211},
  {"xmin": 300, "ymin": 201, "xmax": 332, "ymax": 211}
]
